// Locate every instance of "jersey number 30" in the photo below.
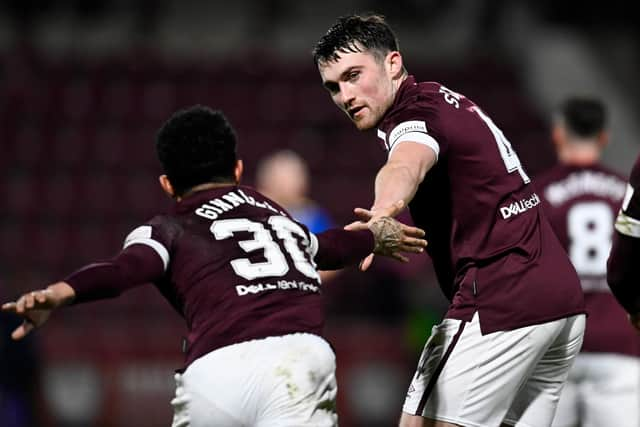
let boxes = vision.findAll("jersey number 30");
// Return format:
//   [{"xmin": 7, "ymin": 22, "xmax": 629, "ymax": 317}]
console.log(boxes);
[{"xmin": 210, "ymin": 216, "xmax": 320, "ymax": 281}]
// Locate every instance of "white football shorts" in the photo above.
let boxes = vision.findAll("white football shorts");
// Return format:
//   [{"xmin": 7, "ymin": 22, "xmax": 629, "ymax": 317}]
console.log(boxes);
[
  {"xmin": 403, "ymin": 312, "xmax": 586, "ymax": 427},
  {"xmin": 552, "ymin": 352, "xmax": 640, "ymax": 427},
  {"xmin": 171, "ymin": 333, "xmax": 337, "ymax": 427}
]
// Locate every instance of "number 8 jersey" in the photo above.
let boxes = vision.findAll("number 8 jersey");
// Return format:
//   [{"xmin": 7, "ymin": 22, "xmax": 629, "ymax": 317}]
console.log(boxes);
[
  {"xmin": 537, "ymin": 162, "xmax": 640, "ymax": 357},
  {"xmin": 66, "ymin": 186, "xmax": 374, "ymax": 369},
  {"xmin": 375, "ymin": 76, "xmax": 585, "ymax": 334}
]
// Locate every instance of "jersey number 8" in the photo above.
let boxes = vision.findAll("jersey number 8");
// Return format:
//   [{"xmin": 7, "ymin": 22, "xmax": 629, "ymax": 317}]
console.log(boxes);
[{"xmin": 567, "ymin": 201, "xmax": 613, "ymax": 276}]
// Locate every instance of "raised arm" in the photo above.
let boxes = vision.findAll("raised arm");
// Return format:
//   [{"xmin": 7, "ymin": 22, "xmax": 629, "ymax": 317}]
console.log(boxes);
[{"xmin": 2, "ymin": 243, "xmax": 165, "ymax": 340}]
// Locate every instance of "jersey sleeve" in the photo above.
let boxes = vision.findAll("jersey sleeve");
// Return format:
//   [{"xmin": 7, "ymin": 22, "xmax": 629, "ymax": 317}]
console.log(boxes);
[
  {"xmin": 309, "ymin": 229, "xmax": 374, "ymax": 270},
  {"xmin": 378, "ymin": 106, "xmax": 443, "ymax": 161},
  {"xmin": 66, "ymin": 218, "xmax": 178, "ymax": 304},
  {"xmin": 607, "ymin": 159, "xmax": 640, "ymax": 314}
]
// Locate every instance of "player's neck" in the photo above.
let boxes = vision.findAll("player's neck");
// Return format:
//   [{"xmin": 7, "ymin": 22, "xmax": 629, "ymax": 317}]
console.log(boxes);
[
  {"xmin": 559, "ymin": 144, "xmax": 600, "ymax": 167},
  {"xmin": 178, "ymin": 182, "xmax": 237, "ymax": 201}
]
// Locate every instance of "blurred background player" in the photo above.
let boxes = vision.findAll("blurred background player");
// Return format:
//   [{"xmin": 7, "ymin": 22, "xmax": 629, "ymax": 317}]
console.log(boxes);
[
  {"xmin": 256, "ymin": 149, "xmax": 339, "ymax": 283},
  {"xmin": 314, "ymin": 14, "xmax": 586, "ymax": 427},
  {"xmin": 2, "ymin": 106, "xmax": 427, "ymax": 427},
  {"xmin": 535, "ymin": 97, "xmax": 640, "ymax": 427},
  {"xmin": 256, "ymin": 149, "xmax": 334, "ymax": 235}
]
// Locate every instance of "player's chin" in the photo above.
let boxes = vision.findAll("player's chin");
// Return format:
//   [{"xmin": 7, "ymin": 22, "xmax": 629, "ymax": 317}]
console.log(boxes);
[{"xmin": 352, "ymin": 117, "xmax": 376, "ymax": 131}]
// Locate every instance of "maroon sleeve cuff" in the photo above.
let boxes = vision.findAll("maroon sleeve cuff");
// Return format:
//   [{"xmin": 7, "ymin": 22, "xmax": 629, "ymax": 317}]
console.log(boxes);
[
  {"xmin": 607, "ymin": 232, "xmax": 640, "ymax": 314},
  {"xmin": 314, "ymin": 229, "xmax": 374, "ymax": 270},
  {"xmin": 65, "ymin": 244, "xmax": 165, "ymax": 304}
]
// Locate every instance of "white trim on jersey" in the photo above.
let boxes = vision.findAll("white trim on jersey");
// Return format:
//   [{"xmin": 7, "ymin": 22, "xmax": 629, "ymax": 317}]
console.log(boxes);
[
  {"xmin": 377, "ymin": 129, "xmax": 389, "ymax": 151},
  {"xmin": 389, "ymin": 131, "xmax": 440, "ymax": 161},
  {"xmin": 615, "ymin": 211, "xmax": 640, "ymax": 239},
  {"xmin": 123, "ymin": 226, "xmax": 170, "ymax": 271},
  {"xmin": 622, "ymin": 183, "xmax": 634, "ymax": 211},
  {"xmin": 308, "ymin": 233, "xmax": 319, "ymax": 260}
]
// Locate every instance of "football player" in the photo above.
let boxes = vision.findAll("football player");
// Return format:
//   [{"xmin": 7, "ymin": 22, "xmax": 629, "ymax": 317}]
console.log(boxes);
[
  {"xmin": 2, "ymin": 105, "xmax": 427, "ymax": 427},
  {"xmin": 314, "ymin": 14, "xmax": 586, "ymax": 427},
  {"xmin": 536, "ymin": 97, "xmax": 639, "ymax": 427}
]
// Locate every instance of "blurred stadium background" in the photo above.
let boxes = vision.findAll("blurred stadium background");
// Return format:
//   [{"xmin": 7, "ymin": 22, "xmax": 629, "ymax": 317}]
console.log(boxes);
[{"xmin": 1, "ymin": 1, "xmax": 639, "ymax": 426}]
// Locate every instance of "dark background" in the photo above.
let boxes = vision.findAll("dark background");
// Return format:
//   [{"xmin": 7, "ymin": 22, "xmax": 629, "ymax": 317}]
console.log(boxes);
[{"xmin": 1, "ymin": 1, "xmax": 639, "ymax": 426}]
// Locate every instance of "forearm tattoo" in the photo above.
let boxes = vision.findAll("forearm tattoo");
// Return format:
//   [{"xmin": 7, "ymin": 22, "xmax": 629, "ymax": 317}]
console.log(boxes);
[{"xmin": 370, "ymin": 217, "xmax": 403, "ymax": 255}]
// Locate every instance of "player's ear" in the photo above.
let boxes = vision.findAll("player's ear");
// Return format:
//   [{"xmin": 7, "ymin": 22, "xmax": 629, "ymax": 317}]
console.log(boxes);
[
  {"xmin": 234, "ymin": 159, "xmax": 244, "ymax": 184},
  {"xmin": 159, "ymin": 175, "xmax": 176, "ymax": 198},
  {"xmin": 551, "ymin": 125, "xmax": 565, "ymax": 150},
  {"xmin": 386, "ymin": 51, "xmax": 403, "ymax": 79},
  {"xmin": 597, "ymin": 130, "xmax": 610, "ymax": 148}
]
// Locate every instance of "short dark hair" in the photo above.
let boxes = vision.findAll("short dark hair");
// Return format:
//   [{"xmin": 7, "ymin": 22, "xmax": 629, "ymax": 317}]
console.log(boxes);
[
  {"xmin": 557, "ymin": 97, "xmax": 607, "ymax": 138},
  {"xmin": 313, "ymin": 13, "xmax": 400, "ymax": 65},
  {"xmin": 156, "ymin": 105, "xmax": 237, "ymax": 196}
]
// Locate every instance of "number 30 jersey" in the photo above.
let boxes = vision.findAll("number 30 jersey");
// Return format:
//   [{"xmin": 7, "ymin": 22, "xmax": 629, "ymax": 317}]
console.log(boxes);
[
  {"xmin": 67, "ymin": 186, "xmax": 374, "ymax": 368},
  {"xmin": 536, "ymin": 163, "xmax": 639, "ymax": 356},
  {"xmin": 375, "ymin": 76, "xmax": 585, "ymax": 333}
]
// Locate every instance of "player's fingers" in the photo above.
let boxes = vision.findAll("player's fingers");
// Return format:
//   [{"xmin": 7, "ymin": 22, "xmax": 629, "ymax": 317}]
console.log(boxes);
[
  {"xmin": 25, "ymin": 293, "xmax": 36, "ymax": 310},
  {"xmin": 402, "ymin": 236, "xmax": 428, "ymax": 248},
  {"xmin": 344, "ymin": 221, "xmax": 368, "ymax": 231},
  {"xmin": 11, "ymin": 321, "xmax": 35, "ymax": 341},
  {"xmin": 401, "ymin": 224, "xmax": 426, "ymax": 238},
  {"xmin": 35, "ymin": 291, "xmax": 48, "ymax": 304},
  {"xmin": 353, "ymin": 207, "xmax": 373, "ymax": 221},
  {"xmin": 391, "ymin": 253, "xmax": 409, "ymax": 263},
  {"xmin": 359, "ymin": 253, "xmax": 375, "ymax": 271},
  {"xmin": 15, "ymin": 295, "xmax": 27, "ymax": 314},
  {"xmin": 1, "ymin": 302, "xmax": 17, "ymax": 313},
  {"xmin": 398, "ymin": 244, "xmax": 424, "ymax": 254}
]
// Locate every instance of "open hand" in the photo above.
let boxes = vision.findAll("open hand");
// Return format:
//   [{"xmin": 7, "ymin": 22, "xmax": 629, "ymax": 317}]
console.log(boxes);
[
  {"xmin": 345, "ymin": 200, "xmax": 427, "ymax": 270},
  {"xmin": 1, "ymin": 282, "xmax": 75, "ymax": 340}
]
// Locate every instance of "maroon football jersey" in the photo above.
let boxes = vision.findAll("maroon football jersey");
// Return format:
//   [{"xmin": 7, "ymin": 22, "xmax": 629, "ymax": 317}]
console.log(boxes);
[
  {"xmin": 608, "ymin": 154, "xmax": 640, "ymax": 318},
  {"xmin": 536, "ymin": 163, "xmax": 639, "ymax": 356},
  {"xmin": 67, "ymin": 185, "xmax": 373, "ymax": 368},
  {"xmin": 376, "ymin": 76, "xmax": 585, "ymax": 333}
]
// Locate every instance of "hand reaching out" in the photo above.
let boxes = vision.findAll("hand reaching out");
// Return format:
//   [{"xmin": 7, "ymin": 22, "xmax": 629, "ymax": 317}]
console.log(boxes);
[
  {"xmin": 345, "ymin": 200, "xmax": 427, "ymax": 271},
  {"xmin": 1, "ymin": 282, "xmax": 76, "ymax": 340}
]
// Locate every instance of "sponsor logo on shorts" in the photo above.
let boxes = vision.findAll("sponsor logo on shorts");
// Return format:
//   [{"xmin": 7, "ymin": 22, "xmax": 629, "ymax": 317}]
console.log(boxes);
[{"xmin": 500, "ymin": 193, "xmax": 540, "ymax": 219}]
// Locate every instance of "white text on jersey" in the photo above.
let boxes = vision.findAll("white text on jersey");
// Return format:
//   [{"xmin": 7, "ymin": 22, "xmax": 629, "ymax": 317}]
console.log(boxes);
[
  {"xmin": 500, "ymin": 193, "xmax": 541, "ymax": 219},
  {"xmin": 236, "ymin": 280, "xmax": 320, "ymax": 296},
  {"xmin": 544, "ymin": 171, "xmax": 626, "ymax": 206},
  {"xmin": 195, "ymin": 189, "xmax": 286, "ymax": 220}
]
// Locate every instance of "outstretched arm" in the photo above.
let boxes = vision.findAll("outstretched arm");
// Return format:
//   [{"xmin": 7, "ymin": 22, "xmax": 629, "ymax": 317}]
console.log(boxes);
[
  {"xmin": 345, "ymin": 142, "xmax": 435, "ymax": 271},
  {"xmin": 371, "ymin": 142, "xmax": 436, "ymax": 213},
  {"xmin": 314, "ymin": 201, "xmax": 427, "ymax": 270},
  {"xmin": 2, "ymin": 244, "xmax": 165, "ymax": 340}
]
